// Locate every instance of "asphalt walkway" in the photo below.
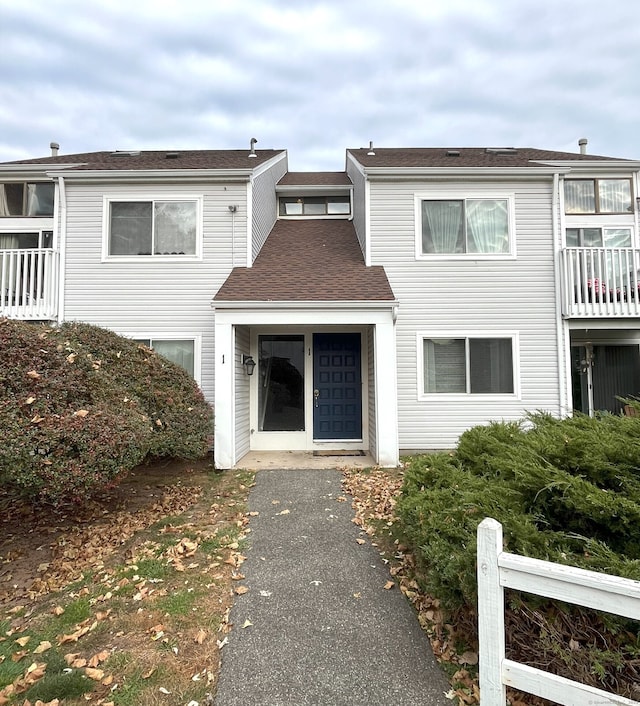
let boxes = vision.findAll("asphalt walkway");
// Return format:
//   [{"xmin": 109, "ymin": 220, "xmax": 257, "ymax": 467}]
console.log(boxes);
[{"xmin": 214, "ymin": 469, "xmax": 451, "ymax": 706}]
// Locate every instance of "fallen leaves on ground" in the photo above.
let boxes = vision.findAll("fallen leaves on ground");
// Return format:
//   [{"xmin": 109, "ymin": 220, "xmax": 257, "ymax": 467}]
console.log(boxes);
[{"xmin": 0, "ymin": 462, "xmax": 253, "ymax": 706}]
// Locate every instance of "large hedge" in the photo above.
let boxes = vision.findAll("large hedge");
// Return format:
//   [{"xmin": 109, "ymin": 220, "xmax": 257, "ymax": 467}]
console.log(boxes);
[
  {"xmin": 0, "ymin": 319, "xmax": 213, "ymax": 504},
  {"xmin": 396, "ymin": 412, "xmax": 640, "ymax": 611}
]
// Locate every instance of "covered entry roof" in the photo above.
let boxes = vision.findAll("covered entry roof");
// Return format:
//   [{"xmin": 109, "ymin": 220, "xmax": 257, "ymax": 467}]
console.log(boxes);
[{"xmin": 214, "ymin": 220, "xmax": 395, "ymax": 302}]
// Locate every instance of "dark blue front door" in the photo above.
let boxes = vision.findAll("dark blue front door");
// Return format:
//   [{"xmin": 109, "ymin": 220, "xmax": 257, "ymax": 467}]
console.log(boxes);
[{"xmin": 313, "ymin": 333, "xmax": 362, "ymax": 440}]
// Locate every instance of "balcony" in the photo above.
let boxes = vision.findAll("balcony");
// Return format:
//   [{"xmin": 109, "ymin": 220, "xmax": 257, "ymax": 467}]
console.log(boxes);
[
  {"xmin": 1, "ymin": 249, "xmax": 59, "ymax": 320},
  {"xmin": 561, "ymin": 247, "xmax": 640, "ymax": 318}
]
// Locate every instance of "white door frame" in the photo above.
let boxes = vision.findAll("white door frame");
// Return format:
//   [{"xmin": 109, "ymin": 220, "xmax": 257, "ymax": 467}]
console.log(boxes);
[{"xmin": 213, "ymin": 303, "xmax": 399, "ymax": 468}]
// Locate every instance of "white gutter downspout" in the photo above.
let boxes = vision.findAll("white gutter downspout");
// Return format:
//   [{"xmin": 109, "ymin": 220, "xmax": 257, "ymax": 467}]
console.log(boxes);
[
  {"xmin": 56, "ymin": 175, "xmax": 67, "ymax": 324},
  {"xmin": 552, "ymin": 171, "xmax": 569, "ymax": 417}
]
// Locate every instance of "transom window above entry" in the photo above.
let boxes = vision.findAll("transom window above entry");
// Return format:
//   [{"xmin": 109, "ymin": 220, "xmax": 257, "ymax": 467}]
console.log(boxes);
[
  {"xmin": 279, "ymin": 196, "xmax": 351, "ymax": 217},
  {"xmin": 417, "ymin": 195, "xmax": 514, "ymax": 257},
  {"xmin": 107, "ymin": 199, "xmax": 199, "ymax": 257},
  {"xmin": 564, "ymin": 179, "xmax": 633, "ymax": 214}
]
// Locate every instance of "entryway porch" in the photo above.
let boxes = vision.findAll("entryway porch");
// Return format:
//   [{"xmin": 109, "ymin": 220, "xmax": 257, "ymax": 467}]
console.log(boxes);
[
  {"xmin": 232, "ymin": 450, "xmax": 376, "ymax": 470},
  {"xmin": 213, "ymin": 303, "xmax": 399, "ymax": 470}
]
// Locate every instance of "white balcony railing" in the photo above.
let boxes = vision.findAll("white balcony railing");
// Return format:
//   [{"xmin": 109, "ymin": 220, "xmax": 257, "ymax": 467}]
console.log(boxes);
[
  {"xmin": 561, "ymin": 247, "xmax": 640, "ymax": 318},
  {"xmin": 0, "ymin": 249, "xmax": 59, "ymax": 320}
]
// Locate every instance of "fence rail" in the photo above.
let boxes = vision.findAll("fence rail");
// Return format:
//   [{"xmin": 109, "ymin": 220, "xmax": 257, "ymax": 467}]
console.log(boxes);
[
  {"xmin": 561, "ymin": 247, "xmax": 640, "ymax": 317},
  {"xmin": 477, "ymin": 517, "xmax": 640, "ymax": 706},
  {"xmin": 0, "ymin": 249, "xmax": 59, "ymax": 320}
]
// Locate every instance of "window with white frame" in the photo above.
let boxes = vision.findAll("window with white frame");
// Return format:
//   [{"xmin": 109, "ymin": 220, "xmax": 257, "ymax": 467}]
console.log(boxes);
[
  {"xmin": 0, "ymin": 231, "xmax": 53, "ymax": 249},
  {"xmin": 278, "ymin": 196, "xmax": 351, "ymax": 216},
  {"xmin": 566, "ymin": 227, "xmax": 632, "ymax": 248},
  {"xmin": 418, "ymin": 196, "xmax": 513, "ymax": 256},
  {"xmin": 108, "ymin": 199, "xmax": 198, "ymax": 256},
  {"xmin": 136, "ymin": 338, "xmax": 195, "ymax": 377},
  {"xmin": 564, "ymin": 179, "xmax": 633, "ymax": 214},
  {"xmin": 422, "ymin": 336, "xmax": 515, "ymax": 394},
  {"xmin": 0, "ymin": 183, "xmax": 55, "ymax": 217}
]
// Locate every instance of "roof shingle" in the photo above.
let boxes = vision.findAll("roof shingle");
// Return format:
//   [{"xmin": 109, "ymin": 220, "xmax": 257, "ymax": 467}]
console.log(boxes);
[
  {"xmin": 278, "ymin": 171, "xmax": 352, "ymax": 186},
  {"xmin": 214, "ymin": 220, "xmax": 395, "ymax": 303},
  {"xmin": 347, "ymin": 147, "xmax": 628, "ymax": 169},
  {"xmin": 2, "ymin": 149, "xmax": 285, "ymax": 171}
]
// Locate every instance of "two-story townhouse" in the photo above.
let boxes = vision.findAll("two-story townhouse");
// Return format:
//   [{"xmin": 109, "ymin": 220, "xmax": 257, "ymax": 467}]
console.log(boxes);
[
  {"xmin": 0, "ymin": 145, "xmax": 288, "ymax": 406},
  {"xmin": 2, "ymin": 142, "xmax": 639, "ymax": 469},
  {"xmin": 346, "ymin": 146, "xmax": 640, "ymax": 450}
]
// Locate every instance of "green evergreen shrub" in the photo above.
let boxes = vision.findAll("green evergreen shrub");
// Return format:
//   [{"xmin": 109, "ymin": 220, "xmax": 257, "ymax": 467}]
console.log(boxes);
[
  {"xmin": 397, "ymin": 414, "xmax": 640, "ymax": 611},
  {"xmin": 0, "ymin": 318, "xmax": 213, "ymax": 504}
]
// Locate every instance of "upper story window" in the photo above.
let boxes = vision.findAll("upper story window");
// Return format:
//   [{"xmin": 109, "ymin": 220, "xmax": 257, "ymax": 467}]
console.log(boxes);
[
  {"xmin": 417, "ymin": 195, "xmax": 514, "ymax": 257},
  {"xmin": 0, "ymin": 183, "xmax": 55, "ymax": 217},
  {"xmin": 108, "ymin": 199, "xmax": 199, "ymax": 257},
  {"xmin": 564, "ymin": 179, "xmax": 632, "ymax": 214},
  {"xmin": 279, "ymin": 196, "xmax": 350, "ymax": 217}
]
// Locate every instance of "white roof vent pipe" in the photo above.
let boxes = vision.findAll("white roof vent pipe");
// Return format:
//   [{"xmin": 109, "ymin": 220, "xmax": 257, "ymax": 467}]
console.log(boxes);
[
  {"xmin": 578, "ymin": 138, "xmax": 588, "ymax": 155},
  {"xmin": 367, "ymin": 141, "xmax": 375, "ymax": 156},
  {"xmin": 50, "ymin": 142, "xmax": 60, "ymax": 157},
  {"xmin": 249, "ymin": 137, "xmax": 257, "ymax": 158}
]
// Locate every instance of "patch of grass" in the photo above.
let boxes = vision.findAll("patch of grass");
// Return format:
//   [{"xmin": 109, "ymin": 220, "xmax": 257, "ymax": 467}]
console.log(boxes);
[
  {"xmin": 199, "ymin": 536, "xmax": 224, "ymax": 555},
  {"xmin": 156, "ymin": 588, "xmax": 198, "ymax": 617},
  {"xmin": 0, "ymin": 654, "xmax": 26, "ymax": 689},
  {"xmin": 110, "ymin": 666, "xmax": 151, "ymax": 706},
  {"xmin": 150, "ymin": 515, "xmax": 190, "ymax": 530},
  {"xmin": 24, "ymin": 666, "xmax": 92, "ymax": 702},
  {"xmin": 132, "ymin": 558, "xmax": 172, "ymax": 581},
  {"xmin": 53, "ymin": 596, "xmax": 92, "ymax": 630}
]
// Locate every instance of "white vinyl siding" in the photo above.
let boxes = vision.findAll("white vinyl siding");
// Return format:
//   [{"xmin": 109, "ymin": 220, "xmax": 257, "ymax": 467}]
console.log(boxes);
[
  {"xmin": 61, "ymin": 180, "xmax": 248, "ymax": 406},
  {"xmin": 346, "ymin": 155, "xmax": 367, "ymax": 257},
  {"xmin": 368, "ymin": 178, "xmax": 560, "ymax": 450},
  {"xmin": 235, "ymin": 325, "xmax": 251, "ymax": 461},
  {"xmin": 251, "ymin": 155, "xmax": 287, "ymax": 262}
]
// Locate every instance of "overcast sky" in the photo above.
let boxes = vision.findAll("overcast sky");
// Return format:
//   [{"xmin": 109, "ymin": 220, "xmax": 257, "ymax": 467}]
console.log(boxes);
[{"xmin": 1, "ymin": 0, "xmax": 638, "ymax": 171}]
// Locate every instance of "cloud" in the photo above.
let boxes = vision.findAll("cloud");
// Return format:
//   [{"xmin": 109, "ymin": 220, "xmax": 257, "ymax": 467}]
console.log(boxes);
[{"xmin": 0, "ymin": 0, "xmax": 638, "ymax": 168}]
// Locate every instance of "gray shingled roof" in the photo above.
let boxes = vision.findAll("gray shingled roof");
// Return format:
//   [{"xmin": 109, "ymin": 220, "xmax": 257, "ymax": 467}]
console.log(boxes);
[
  {"xmin": 214, "ymin": 219, "xmax": 395, "ymax": 303},
  {"xmin": 2, "ymin": 149, "xmax": 285, "ymax": 170},
  {"xmin": 347, "ymin": 147, "xmax": 629, "ymax": 168},
  {"xmin": 278, "ymin": 172, "xmax": 352, "ymax": 186}
]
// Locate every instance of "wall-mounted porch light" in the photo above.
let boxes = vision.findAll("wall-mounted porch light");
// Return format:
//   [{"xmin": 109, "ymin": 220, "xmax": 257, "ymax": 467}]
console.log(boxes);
[{"xmin": 242, "ymin": 355, "xmax": 256, "ymax": 376}]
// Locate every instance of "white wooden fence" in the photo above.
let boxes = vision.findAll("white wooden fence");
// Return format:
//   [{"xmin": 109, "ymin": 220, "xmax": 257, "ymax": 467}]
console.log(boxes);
[{"xmin": 477, "ymin": 517, "xmax": 640, "ymax": 706}]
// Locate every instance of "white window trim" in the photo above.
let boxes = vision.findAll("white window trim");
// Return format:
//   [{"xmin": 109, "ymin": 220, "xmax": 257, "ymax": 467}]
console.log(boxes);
[
  {"xmin": 130, "ymin": 333, "xmax": 202, "ymax": 384},
  {"xmin": 414, "ymin": 192, "xmax": 517, "ymax": 261},
  {"xmin": 0, "ymin": 227, "xmax": 54, "ymax": 248},
  {"xmin": 102, "ymin": 195, "xmax": 203, "ymax": 262},
  {"xmin": 416, "ymin": 331, "xmax": 521, "ymax": 400},
  {"xmin": 563, "ymin": 177, "xmax": 634, "ymax": 216}
]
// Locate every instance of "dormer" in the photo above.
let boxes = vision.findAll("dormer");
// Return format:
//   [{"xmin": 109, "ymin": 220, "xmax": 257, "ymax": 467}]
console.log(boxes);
[{"xmin": 276, "ymin": 172, "xmax": 353, "ymax": 219}]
